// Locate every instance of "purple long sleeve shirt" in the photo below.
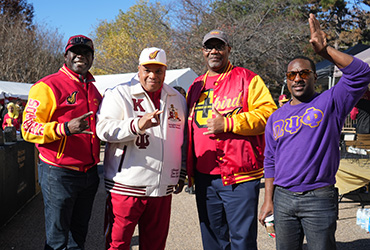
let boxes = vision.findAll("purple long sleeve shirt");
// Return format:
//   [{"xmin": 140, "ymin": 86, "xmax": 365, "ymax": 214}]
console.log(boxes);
[{"xmin": 264, "ymin": 57, "xmax": 370, "ymax": 192}]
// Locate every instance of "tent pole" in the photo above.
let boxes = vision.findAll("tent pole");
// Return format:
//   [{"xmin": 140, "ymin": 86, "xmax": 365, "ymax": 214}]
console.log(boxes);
[
  {"xmin": 281, "ymin": 80, "xmax": 286, "ymax": 95},
  {"xmin": 331, "ymin": 75, "xmax": 336, "ymax": 88}
]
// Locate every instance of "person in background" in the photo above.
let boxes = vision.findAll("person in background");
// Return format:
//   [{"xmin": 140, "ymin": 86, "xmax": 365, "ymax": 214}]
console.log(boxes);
[
  {"xmin": 278, "ymin": 94, "xmax": 289, "ymax": 108},
  {"xmin": 350, "ymin": 88, "xmax": 370, "ymax": 134},
  {"xmin": 2, "ymin": 102, "xmax": 21, "ymax": 130},
  {"xmin": 21, "ymin": 35, "xmax": 101, "ymax": 250},
  {"xmin": 173, "ymin": 86, "xmax": 187, "ymax": 98},
  {"xmin": 15, "ymin": 99, "xmax": 24, "ymax": 119},
  {"xmin": 186, "ymin": 29, "xmax": 277, "ymax": 249},
  {"xmin": 173, "ymin": 85, "xmax": 195, "ymax": 195},
  {"xmin": 259, "ymin": 14, "xmax": 370, "ymax": 250},
  {"xmin": 96, "ymin": 47, "xmax": 187, "ymax": 250}
]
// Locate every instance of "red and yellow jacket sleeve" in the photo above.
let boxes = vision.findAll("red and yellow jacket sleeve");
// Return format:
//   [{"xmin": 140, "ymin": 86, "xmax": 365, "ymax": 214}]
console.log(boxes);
[
  {"xmin": 225, "ymin": 75, "xmax": 277, "ymax": 136},
  {"xmin": 22, "ymin": 82, "xmax": 66, "ymax": 144}
]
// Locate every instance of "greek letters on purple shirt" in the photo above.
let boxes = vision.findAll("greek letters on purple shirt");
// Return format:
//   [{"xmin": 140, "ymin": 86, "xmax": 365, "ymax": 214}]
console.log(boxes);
[{"xmin": 273, "ymin": 107, "xmax": 324, "ymax": 140}]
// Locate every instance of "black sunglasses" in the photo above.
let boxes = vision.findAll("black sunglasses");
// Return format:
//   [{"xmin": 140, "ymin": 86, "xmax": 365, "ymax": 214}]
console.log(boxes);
[
  {"xmin": 202, "ymin": 44, "xmax": 226, "ymax": 52},
  {"xmin": 69, "ymin": 37, "xmax": 93, "ymax": 48},
  {"xmin": 286, "ymin": 69, "xmax": 313, "ymax": 81}
]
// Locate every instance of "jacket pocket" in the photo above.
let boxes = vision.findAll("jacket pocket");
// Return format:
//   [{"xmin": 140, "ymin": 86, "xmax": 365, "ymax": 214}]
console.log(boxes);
[
  {"xmin": 56, "ymin": 136, "xmax": 67, "ymax": 159},
  {"xmin": 117, "ymin": 145, "xmax": 127, "ymax": 172}
]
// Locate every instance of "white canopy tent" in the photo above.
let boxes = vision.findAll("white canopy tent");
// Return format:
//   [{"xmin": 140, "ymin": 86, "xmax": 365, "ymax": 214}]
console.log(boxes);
[
  {"xmin": 315, "ymin": 44, "xmax": 370, "ymax": 89},
  {"xmin": 0, "ymin": 68, "xmax": 198, "ymax": 102},
  {"xmin": 94, "ymin": 68, "xmax": 198, "ymax": 96},
  {"xmin": 0, "ymin": 81, "xmax": 32, "ymax": 101},
  {"xmin": 333, "ymin": 47, "xmax": 370, "ymax": 78}
]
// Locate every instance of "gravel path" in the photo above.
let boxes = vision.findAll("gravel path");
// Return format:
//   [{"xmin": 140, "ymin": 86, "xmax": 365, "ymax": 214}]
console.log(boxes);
[{"xmin": 1, "ymin": 162, "xmax": 369, "ymax": 250}]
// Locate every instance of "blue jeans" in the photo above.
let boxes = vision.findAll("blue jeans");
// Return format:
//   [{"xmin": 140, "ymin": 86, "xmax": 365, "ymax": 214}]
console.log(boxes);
[
  {"xmin": 195, "ymin": 171, "xmax": 260, "ymax": 250},
  {"xmin": 274, "ymin": 185, "xmax": 338, "ymax": 250},
  {"xmin": 38, "ymin": 161, "xmax": 99, "ymax": 250}
]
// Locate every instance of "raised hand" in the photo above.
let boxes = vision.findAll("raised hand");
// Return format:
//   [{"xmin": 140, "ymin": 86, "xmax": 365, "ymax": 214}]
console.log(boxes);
[
  {"xmin": 308, "ymin": 13, "xmax": 353, "ymax": 68},
  {"xmin": 67, "ymin": 111, "xmax": 94, "ymax": 135},
  {"xmin": 203, "ymin": 106, "xmax": 225, "ymax": 135},
  {"xmin": 309, "ymin": 13, "xmax": 328, "ymax": 55}
]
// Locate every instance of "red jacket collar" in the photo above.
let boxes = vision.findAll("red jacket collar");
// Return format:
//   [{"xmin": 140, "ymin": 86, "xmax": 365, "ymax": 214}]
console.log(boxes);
[{"xmin": 60, "ymin": 64, "xmax": 95, "ymax": 83}]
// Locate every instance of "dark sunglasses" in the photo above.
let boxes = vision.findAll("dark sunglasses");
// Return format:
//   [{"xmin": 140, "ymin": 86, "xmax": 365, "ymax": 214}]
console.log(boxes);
[
  {"xmin": 286, "ymin": 69, "xmax": 313, "ymax": 81},
  {"xmin": 69, "ymin": 37, "xmax": 93, "ymax": 48},
  {"xmin": 203, "ymin": 44, "xmax": 226, "ymax": 52}
]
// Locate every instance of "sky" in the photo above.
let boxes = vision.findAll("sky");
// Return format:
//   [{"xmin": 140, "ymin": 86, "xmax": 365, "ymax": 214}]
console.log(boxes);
[{"xmin": 29, "ymin": 0, "xmax": 171, "ymax": 42}]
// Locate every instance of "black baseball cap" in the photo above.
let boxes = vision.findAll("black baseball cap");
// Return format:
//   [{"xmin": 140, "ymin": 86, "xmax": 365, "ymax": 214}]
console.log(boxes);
[{"xmin": 202, "ymin": 30, "xmax": 229, "ymax": 45}]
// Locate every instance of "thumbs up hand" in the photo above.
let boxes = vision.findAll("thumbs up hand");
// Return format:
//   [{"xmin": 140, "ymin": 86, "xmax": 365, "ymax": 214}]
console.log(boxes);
[{"xmin": 203, "ymin": 106, "xmax": 225, "ymax": 135}]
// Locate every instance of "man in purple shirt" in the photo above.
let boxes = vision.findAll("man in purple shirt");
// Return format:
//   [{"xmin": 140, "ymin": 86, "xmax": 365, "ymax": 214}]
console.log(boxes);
[{"xmin": 259, "ymin": 14, "xmax": 370, "ymax": 250}]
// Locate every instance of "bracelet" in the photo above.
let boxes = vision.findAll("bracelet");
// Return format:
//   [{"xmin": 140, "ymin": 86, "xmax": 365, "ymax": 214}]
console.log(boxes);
[{"xmin": 64, "ymin": 122, "xmax": 72, "ymax": 136}]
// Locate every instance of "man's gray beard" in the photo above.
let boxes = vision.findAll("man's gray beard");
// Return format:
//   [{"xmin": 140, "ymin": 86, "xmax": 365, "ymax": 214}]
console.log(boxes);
[{"xmin": 208, "ymin": 61, "xmax": 222, "ymax": 69}]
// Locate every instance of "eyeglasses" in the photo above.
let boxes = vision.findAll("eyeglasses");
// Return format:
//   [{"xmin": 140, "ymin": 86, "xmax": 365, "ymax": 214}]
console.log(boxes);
[
  {"xmin": 203, "ymin": 44, "xmax": 226, "ymax": 52},
  {"xmin": 69, "ymin": 37, "xmax": 93, "ymax": 48},
  {"xmin": 286, "ymin": 69, "xmax": 313, "ymax": 81}
]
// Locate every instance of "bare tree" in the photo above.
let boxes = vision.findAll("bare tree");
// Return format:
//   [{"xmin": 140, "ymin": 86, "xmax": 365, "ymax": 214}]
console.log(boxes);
[
  {"xmin": 0, "ymin": 9, "xmax": 64, "ymax": 83},
  {"xmin": 166, "ymin": 0, "xmax": 214, "ymax": 75},
  {"xmin": 0, "ymin": 0, "xmax": 34, "ymax": 29},
  {"xmin": 168, "ymin": 0, "xmax": 308, "ymax": 99},
  {"xmin": 91, "ymin": 0, "xmax": 173, "ymax": 75}
]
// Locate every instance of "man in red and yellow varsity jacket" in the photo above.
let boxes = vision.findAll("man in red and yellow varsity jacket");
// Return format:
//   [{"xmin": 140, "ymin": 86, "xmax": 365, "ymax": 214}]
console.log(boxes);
[
  {"xmin": 21, "ymin": 35, "xmax": 102, "ymax": 250},
  {"xmin": 22, "ymin": 64, "xmax": 101, "ymax": 171},
  {"xmin": 187, "ymin": 30, "xmax": 276, "ymax": 250}
]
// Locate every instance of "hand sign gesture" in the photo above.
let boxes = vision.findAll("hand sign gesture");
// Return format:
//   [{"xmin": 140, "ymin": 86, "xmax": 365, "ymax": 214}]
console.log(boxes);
[
  {"xmin": 203, "ymin": 106, "xmax": 225, "ymax": 135},
  {"xmin": 308, "ymin": 13, "xmax": 353, "ymax": 68},
  {"xmin": 67, "ymin": 111, "xmax": 94, "ymax": 135},
  {"xmin": 138, "ymin": 109, "xmax": 164, "ymax": 130},
  {"xmin": 309, "ymin": 13, "xmax": 328, "ymax": 55}
]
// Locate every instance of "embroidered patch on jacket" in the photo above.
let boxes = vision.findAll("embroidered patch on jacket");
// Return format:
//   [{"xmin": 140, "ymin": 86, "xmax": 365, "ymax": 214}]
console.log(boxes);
[
  {"xmin": 224, "ymin": 107, "xmax": 243, "ymax": 117},
  {"xmin": 93, "ymin": 98, "xmax": 100, "ymax": 106},
  {"xmin": 168, "ymin": 104, "xmax": 182, "ymax": 129},
  {"xmin": 168, "ymin": 104, "xmax": 181, "ymax": 122},
  {"xmin": 66, "ymin": 91, "xmax": 78, "ymax": 104},
  {"xmin": 136, "ymin": 133, "xmax": 150, "ymax": 149},
  {"xmin": 171, "ymin": 169, "xmax": 180, "ymax": 178}
]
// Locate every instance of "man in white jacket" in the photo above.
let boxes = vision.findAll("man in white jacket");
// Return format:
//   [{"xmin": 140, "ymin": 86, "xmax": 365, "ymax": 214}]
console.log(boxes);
[{"xmin": 96, "ymin": 47, "xmax": 187, "ymax": 250}]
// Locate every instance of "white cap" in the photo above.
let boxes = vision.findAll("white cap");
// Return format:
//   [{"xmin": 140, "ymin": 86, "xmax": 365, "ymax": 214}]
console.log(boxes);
[{"xmin": 139, "ymin": 47, "xmax": 167, "ymax": 67}]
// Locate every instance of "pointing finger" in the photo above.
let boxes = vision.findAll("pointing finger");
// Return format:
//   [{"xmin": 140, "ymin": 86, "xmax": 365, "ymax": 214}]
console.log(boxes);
[
  {"xmin": 153, "ymin": 109, "xmax": 164, "ymax": 115},
  {"xmin": 80, "ymin": 130, "xmax": 94, "ymax": 135},
  {"xmin": 80, "ymin": 111, "xmax": 94, "ymax": 120}
]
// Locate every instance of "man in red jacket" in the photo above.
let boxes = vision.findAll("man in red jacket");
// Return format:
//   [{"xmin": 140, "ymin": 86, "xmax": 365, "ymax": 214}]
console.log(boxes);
[
  {"xmin": 186, "ymin": 30, "xmax": 276, "ymax": 249},
  {"xmin": 22, "ymin": 35, "xmax": 102, "ymax": 250}
]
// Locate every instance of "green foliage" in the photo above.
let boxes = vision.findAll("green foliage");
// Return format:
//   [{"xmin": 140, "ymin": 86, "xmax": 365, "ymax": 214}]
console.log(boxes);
[
  {"xmin": 91, "ymin": 0, "xmax": 370, "ymax": 98},
  {"xmin": 172, "ymin": 0, "xmax": 310, "ymax": 93},
  {"xmin": 307, "ymin": 0, "xmax": 370, "ymax": 49},
  {"xmin": 91, "ymin": 0, "xmax": 173, "ymax": 75}
]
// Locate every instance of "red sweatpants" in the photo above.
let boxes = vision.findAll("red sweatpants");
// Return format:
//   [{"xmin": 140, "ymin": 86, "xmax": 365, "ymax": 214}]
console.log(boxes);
[{"xmin": 105, "ymin": 192, "xmax": 172, "ymax": 250}]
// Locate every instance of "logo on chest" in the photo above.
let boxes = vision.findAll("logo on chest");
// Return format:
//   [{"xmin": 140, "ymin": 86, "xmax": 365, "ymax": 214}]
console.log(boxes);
[
  {"xmin": 66, "ymin": 91, "xmax": 78, "ymax": 105},
  {"xmin": 168, "ymin": 104, "xmax": 182, "ymax": 129},
  {"xmin": 272, "ymin": 107, "xmax": 324, "ymax": 140},
  {"xmin": 136, "ymin": 133, "xmax": 150, "ymax": 149},
  {"xmin": 133, "ymin": 98, "xmax": 145, "ymax": 112}
]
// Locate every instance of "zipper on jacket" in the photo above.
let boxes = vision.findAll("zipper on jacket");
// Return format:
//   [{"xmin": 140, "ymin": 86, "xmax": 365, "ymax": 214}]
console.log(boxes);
[{"xmin": 157, "ymin": 93, "xmax": 166, "ymax": 189}]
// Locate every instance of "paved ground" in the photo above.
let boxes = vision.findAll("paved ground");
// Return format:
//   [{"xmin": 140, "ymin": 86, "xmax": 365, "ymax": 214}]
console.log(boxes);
[{"xmin": 1, "ymin": 160, "xmax": 370, "ymax": 249}]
